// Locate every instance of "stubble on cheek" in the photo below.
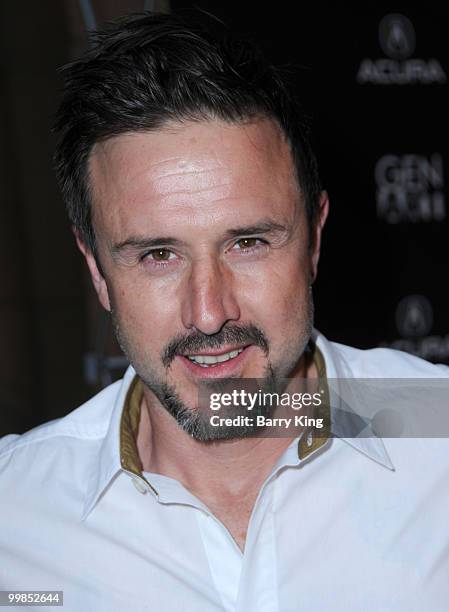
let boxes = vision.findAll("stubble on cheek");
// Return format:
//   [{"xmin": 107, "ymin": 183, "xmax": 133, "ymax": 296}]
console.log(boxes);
[
  {"xmin": 271, "ymin": 279, "xmax": 314, "ymax": 379},
  {"xmin": 109, "ymin": 304, "xmax": 158, "ymax": 380}
]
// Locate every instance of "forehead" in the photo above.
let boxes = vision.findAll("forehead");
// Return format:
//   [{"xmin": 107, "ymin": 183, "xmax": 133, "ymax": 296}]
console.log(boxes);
[{"xmin": 88, "ymin": 118, "xmax": 302, "ymax": 240}]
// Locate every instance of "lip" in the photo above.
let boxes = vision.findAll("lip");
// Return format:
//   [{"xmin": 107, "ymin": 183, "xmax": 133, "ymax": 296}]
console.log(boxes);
[
  {"xmin": 181, "ymin": 344, "xmax": 251, "ymax": 357},
  {"xmin": 177, "ymin": 345, "xmax": 254, "ymax": 379}
]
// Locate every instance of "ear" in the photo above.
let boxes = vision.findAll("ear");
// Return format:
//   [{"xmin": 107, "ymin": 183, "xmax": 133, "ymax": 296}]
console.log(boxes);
[
  {"xmin": 73, "ymin": 227, "xmax": 111, "ymax": 312},
  {"xmin": 310, "ymin": 190, "xmax": 329, "ymax": 283}
]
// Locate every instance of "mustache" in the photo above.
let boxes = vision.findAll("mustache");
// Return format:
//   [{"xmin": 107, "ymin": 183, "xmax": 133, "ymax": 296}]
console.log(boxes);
[{"xmin": 162, "ymin": 324, "xmax": 269, "ymax": 367}]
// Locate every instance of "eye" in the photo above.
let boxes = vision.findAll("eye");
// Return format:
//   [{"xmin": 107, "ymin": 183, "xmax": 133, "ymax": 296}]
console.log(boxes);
[
  {"xmin": 142, "ymin": 248, "xmax": 177, "ymax": 264},
  {"xmin": 150, "ymin": 249, "xmax": 173, "ymax": 261},
  {"xmin": 233, "ymin": 237, "xmax": 267, "ymax": 250}
]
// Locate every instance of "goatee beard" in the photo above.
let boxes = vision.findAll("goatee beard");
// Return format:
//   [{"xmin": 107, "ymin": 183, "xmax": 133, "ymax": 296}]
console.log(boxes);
[{"xmin": 110, "ymin": 291, "xmax": 314, "ymax": 442}]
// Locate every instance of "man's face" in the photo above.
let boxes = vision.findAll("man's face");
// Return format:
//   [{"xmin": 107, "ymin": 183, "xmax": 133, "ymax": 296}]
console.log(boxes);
[{"xmin": 82, "ymin": 118, "xmax": 328, "ymax": 439}]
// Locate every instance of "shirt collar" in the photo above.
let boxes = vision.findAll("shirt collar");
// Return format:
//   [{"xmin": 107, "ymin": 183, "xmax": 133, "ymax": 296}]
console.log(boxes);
[
  {"xmin": 82, "ymin": 329, "xmax": 394, "ymax": 520},
  {"xmin": 82, "ymin": 365, "xmax": 142, "ymax": 520},
  {"xmin": 312, "ymin": 329, "xmax": 395, "ymax": 470}
]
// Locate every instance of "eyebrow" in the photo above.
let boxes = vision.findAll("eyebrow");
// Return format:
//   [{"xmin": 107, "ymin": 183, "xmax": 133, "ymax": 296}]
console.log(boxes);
[
  {"xmin": 111, "ymin": 236, "xmax": 183, "ymax": 256},
  {"xmin": 110, "ymin": 220, "xmax": 290, "ymax": 259},
  {"xmin": 223, "ymin": 221, "xmax": 289, "ymax": 239}
]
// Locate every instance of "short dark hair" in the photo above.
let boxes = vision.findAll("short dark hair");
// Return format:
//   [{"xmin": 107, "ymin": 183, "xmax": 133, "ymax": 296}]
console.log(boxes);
[{"xmin": 53, "ymin": 11, "xmax": 322, "ymax": 255}]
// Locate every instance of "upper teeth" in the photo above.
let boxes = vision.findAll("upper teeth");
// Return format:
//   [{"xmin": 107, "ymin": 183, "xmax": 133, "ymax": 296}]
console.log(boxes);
[{"xmin": 187, "ymin": 349, "xmax": 243, "ymax": 366}]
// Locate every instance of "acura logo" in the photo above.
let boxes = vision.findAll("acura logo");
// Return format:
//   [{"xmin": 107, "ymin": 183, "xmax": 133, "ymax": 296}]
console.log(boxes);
[
  {"xmin": 396, "ymin": 295, "xmax": 433, "ymax": 338},
  {"xmin": 379, "ymin": 13, "xmax": 416, "ymax": 60}
]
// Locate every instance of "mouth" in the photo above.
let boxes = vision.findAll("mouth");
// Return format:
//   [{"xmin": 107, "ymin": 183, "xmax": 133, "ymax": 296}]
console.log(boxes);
[{"xmin": 176, "ymin": 344, "xmax": 253, "ymax": 378}]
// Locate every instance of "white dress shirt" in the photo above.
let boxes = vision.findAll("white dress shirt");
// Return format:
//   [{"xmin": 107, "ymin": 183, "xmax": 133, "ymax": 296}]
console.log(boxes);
[{"xmin": 1, "ymin": 329, "xmax": 449, "ymax": 611}]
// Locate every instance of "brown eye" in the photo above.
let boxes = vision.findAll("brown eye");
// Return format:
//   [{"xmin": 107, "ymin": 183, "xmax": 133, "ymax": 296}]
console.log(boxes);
[
  {"xmin": 236, "ymin": 238, "xmax": 259, "ymax": 249},
  {"xmin": 149, "ymin": 249, "xmax": 172, "ymax": 261}
]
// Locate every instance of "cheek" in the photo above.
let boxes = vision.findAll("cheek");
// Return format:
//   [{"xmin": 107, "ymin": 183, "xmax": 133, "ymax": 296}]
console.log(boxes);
[
  {"xmin": 108, "ymin": 276, "xmax": 179, "ymax": 346},
  {"xmin": 236, "ymin": 257, "xmax": 310, "ymax": 323}
]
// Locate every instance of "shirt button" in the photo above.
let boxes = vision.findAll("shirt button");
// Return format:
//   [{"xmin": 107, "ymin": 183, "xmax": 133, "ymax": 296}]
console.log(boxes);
[{"xmin": 132, "ymin": 478, "xmax": 148, "ymax": 494}]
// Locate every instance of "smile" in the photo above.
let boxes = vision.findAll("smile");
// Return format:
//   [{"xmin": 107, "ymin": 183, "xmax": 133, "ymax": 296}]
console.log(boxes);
[
  {"xmin": 186, "ymin": 348, "xmax": 244, "ymax": 367},
  {"xmin": 177, "ymin": 345, "xmax": 254, "ymax": 379}
]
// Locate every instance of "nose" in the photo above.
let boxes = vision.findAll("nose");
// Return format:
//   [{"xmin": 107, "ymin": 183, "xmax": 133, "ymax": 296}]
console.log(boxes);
[{"xmin": 181, "ymin": 257, "xmax": 240, "ymax": 335}]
